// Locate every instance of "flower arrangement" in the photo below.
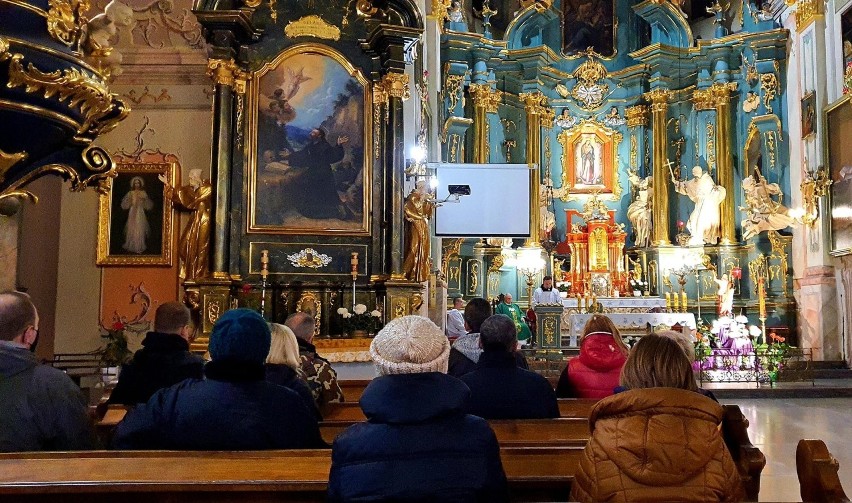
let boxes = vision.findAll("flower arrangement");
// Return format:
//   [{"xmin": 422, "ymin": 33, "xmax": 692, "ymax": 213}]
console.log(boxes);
[
  {"xmin": 337, "ymin": 304, "xmax": 383, "ymax": 335},
  {"xmin": 98, "ymin": 316, "xmax": 149, "ymax": 367},
  {"xmin": 628, "ymin": 278, "xmax": 647, "ymax": 293}
]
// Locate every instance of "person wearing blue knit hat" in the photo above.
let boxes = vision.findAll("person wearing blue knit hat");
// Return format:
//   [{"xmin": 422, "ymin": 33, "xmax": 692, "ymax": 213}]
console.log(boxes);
[{"xmin": 113, "ymin": 308, "xmax": 323, "ymax": 450}]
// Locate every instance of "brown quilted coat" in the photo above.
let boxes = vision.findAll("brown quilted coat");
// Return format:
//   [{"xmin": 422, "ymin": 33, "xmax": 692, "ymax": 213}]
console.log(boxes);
[{"xmin": 570, "ymin": 388, "xmax": 744, "ymax": 502}]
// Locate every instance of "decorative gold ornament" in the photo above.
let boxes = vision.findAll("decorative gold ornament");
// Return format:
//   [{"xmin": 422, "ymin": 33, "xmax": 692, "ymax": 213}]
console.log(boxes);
[
  {"xmin": 382, "ymin": 72, "xmax": 411, "ymax": 101},
  {"xmin": 519, "ymin": 90, "xmax": 549, "ymax": 114},
  {"xmin": 207, "ymin": 58, "xmax": 239, "ymax": 87},
  {"xmin": 431, "ymin": 0, "xmax": 452, "ymax": 24},
  {"xmin": 47, "ymin": 0, "xmax": 89, "ymax": 47},
  {"xmin": 469, "ymin": 83, "xmax": 502, "ymax": 113},
  {"xmin": 692, "ymin": 88, "xmax": 714, "ymax": 111},
  {"xmin": 468, "ymin": 260, "xmax": 480, "ymax": 293},
  {"xmin": 625, "ymin": 105, "xmax": 649, "ymax": 128},
  {"xmin": 0, "ymin": 149, "xmax": 28, "ymax": 182},
  {"xmin": 440, "ymin": 237, "xmax": 463, "ymax": 280},
  {"xmin": 796, "ymin": 0, "xmax": 824, "ymax": 31},
  {"xmin": 1, "ymin": 38, "xmax": 129, "ymax": 142},
  {"xmin": 800, "ymin": 165, "xmax": 832, "ymax": 227},
  {"xmin": 760, "ymin": 72, "xmax": 779, "ymax": 114},
  {"xmin": 643, "ymin": 88, "xmax": 671, "ymax": 112},
  {"xmin": 844, "ymin": 64, "xmax": 852, "ymax": 96},
  {"xmin": 567, "ymin": 53, "xmax": 609, "ymax": 110},
  {"xmin": 442, "ymin": 69, "xmax": 466, "ymax": 112},
  {"xmin": 286, "ymin": 248, "xmax": 333, "ymax": 269},
  {"xmin": 284, "ymin": 15, "xmax": 341, "ymax": 41}
]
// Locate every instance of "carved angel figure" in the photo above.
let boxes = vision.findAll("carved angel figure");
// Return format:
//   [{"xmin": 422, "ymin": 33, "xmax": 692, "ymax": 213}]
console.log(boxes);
[
  {"xmin": 83, "ymin": 0, "xmax": 134, "ymax": 77},
  {"xmin": 740, "ymin": 168, "xmax": 795, "ymax": 241},
  {"xmin": 627, "ymin": 168, "xmax": 652, "ymax": 248}
]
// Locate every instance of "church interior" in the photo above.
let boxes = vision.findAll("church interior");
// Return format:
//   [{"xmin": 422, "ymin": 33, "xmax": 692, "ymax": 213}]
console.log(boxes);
[{"xmin": 1, "ymin": 0, "xmax": 852, "ymax": 499}]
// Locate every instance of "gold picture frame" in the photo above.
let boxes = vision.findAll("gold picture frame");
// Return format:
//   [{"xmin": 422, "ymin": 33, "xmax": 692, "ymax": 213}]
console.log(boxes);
[
  {"xmin": 246, "ymin": 43, "xmax": 372, "ymax": 235},
  {"xmin": 558, "ymin": 118, "xmax": 623, "ymax": 198},
  {"xmin": 96, "ymin": 154, "xmax": 177, "ymax": 265},
  {"xmin": 826, "ymin": 96, "xmax": 852, "ymax": 256}
]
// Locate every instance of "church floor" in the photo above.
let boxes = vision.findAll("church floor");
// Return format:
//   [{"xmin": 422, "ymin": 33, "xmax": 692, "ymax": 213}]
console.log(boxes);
[{"xmin": 721, "ymin": 398, "xmax": 852, "ymax": 502}]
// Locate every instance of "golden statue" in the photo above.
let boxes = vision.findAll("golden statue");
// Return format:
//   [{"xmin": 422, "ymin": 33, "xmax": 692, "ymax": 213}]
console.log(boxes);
[
  {"xmin": 161, "ymin": 169, "xmax": 212, "ymax": 281},
  {"xmin": 402, "ymin": 181, "xmax": 435, "ymax": 283}
]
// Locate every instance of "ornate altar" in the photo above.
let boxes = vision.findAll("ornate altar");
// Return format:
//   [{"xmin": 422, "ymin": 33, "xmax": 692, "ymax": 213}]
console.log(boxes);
[{"xmin": 556, "ymin": 195, "xmax": 628, "ymax": 297}]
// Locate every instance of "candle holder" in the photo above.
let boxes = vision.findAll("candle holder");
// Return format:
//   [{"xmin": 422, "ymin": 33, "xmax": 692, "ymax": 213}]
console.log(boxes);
[
  {"xmin": 350, "ymin": 252, "xmax": 359, "ymax": 311},
  {"xmin": 259, "ymin": 250, "xmax": 269, "ymax": 318}
]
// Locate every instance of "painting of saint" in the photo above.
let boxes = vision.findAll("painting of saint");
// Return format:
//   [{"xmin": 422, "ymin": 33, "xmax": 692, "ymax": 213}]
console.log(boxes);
[
  {"xmin": 801, "ymin": 92, "xmax": 816, "ymax": 138},
  {"xmin": 575, "ymin": 135, "xmax": 603, "ymax": 186},
  {"xmin": 251, "ymin": 46, "xmax": 369, "ymax": 234},
  {"xmin": 562, "ymin": 0, "xmax": 615, "ymax": 57},
  {"xmin": 108, "ymin": 173, "xmax": 165, "ymax": 256}
]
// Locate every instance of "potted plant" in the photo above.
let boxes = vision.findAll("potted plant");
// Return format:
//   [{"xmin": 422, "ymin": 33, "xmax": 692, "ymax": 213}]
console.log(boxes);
[
  {"xmin": 337, "ymin": 304, "xmax": 383, "ymax": 337},
  {"xmin": 98, "ymin": 315, "xmax": 150, "ymax": 384},
  {"xmin": 556, "ymin": 282, "xmax": 571, "ymax": 298}
]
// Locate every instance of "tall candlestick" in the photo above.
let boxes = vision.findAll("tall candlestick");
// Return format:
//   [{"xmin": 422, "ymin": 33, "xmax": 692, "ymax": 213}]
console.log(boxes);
[
  {"xmin": 665, "ymin": 292, "xmax": 671, "ymax": 311},
  {"xmin": 576, "ymin": 294, "xmax": 581, "ymax": 311},
  {"xmin": 351, "ymin": 252, "xmax": 359, "ymax": 311},
  {"xmin": 260, "ymin": 250, "xmax": 269, "ymax": 280},
  {"xmin": 681, "ymin": 291, "xmax": 687, "ymax": 312},
  {"xmin": 641, "ymin": 252, "xmax": 648, "ymax": 285},
  {"xmin": 672, "ymin": 293, "xmax": 680, "ymax": 312}
]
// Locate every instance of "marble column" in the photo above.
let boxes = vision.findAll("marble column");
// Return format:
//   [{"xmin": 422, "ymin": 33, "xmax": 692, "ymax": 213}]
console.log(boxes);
[
  {"xmin": 711, "ymin": 82, "xmax": 738, "ymax": 245},
  {"xmin": 206, "ymin": 58, "xmax": 239, "ymax": 277},
  {"xmin": 469, "ymin": 83, "xmax": 501, "ymax": 163},
  {"xmin": 644, "ymin": 88, "xmax": 671, "ymax": 246},
  {"xmin": 380, "ymin": 72, "xmax": 411, "ymax": 279}
]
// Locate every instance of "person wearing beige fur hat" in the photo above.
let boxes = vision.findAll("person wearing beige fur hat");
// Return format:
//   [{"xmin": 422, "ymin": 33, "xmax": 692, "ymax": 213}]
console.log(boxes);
[{"xmin": 328, "ymin": 315, "xmax": 508, "ymax": 502}]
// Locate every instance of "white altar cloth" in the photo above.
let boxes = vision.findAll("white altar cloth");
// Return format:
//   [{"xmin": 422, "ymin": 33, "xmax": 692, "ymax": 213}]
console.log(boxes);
[
  {"xmin": 560, "ymin": 296, "xmax": 665, "ymax": 312},
  {"xmin": 565, "ymin": 312, "xmax": 697, "ymax": 347}
]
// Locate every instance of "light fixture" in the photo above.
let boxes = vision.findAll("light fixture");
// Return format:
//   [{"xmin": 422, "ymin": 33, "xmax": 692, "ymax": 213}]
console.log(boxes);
[{"xmin": 516, "ymin": 245, "xmax": 546, "ymax": 307}]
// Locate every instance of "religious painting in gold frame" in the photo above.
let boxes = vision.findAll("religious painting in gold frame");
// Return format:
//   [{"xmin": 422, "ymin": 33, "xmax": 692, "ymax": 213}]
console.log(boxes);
[
  {"xmin": 96, "ymin": 155, "xmax": 176, "ymax": 265},
  {"xmin": 558, "ymin": 119, "xmax": 622, "ymax": 197},
  {"xmin": 247, "ymin": 43, "xmax": 372, "ymax": 235},
  {"xmin": 562, "ymin": 0, "xmax": 617, "ymax": 59}
]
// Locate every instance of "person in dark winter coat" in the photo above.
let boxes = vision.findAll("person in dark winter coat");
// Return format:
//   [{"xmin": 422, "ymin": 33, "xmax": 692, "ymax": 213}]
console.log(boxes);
[
  {"xmin": 555, "ymin": 314, "xmax": 628, "ymax": 399},
  {"xmin": 328, "ymin": 315, "xmax": 508, "ymax": 502},
  {"xmin": 265, "ymin": 322, "xmax": 319, "ymax": 419},
  {"xmin": 461, "ymin": 314, "xmax": 559, "ymax": 419},
  {"xmin": 0, "ymin": 291, "xmax": 96, "ymax": 452},
  {"xmin": 113, "ymin": 308, "xmax": 323, "ymax": 450},
  {"xmin": 109, "ymin": 302, "xmax": 204, "ymax": 405},
  {"xmin": 448, "ymin": 297, "xmax": 527, "ymax": 378}
]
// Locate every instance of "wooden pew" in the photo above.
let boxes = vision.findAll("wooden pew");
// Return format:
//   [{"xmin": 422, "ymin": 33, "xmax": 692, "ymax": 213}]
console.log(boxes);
[
  {"xmin": 0, "ymin": 446, "xmax": 583, "ymax": 502},
  {"xmin": 722, "ymin": 404, "xmax": 766, "ymax": 502},
  {"xmin": 797, "ymin": 439, "xmax": 849, "ymax": 503},
  {"xmin": 338, "ymin": 379, "xmax": 371, "ymax": 402},
  {"xmin": 319, "ymin": 418, "xmax": 590, "ymax": 446},
  {"xmin": 321, "ymin": 398, "xmax": 597, "ymax": 421}
]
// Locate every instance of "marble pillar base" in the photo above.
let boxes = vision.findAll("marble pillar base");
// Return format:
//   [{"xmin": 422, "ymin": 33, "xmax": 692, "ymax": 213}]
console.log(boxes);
[{"xmin": 795, "ymin": 266, "xmax": 840, "ymax": 361}]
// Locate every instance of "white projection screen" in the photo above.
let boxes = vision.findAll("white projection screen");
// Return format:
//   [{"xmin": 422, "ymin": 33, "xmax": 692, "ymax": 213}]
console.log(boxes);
[{"xmin": 432, "ymin": 163, "xmax": 532, "ymax": 238}]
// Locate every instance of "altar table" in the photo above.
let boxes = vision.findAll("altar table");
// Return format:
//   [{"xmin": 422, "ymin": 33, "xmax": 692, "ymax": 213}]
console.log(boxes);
[
  {"xmin": 565, "ymin": 312, "xmax": 697, "ymax": 347},
  {"xmin": 560, "ymin": 296, "xmax": 665, "ymax": 313}
]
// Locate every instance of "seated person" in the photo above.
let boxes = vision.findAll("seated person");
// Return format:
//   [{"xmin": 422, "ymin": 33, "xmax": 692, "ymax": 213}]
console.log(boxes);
[
  {"xmin": 656, "ymin": 330, "xmax": 718, "ymax": 402},
  {"xmin": 556, "ymin": 314, "xmax": 628, "ymax": 399},
  {"xmin": 448, "ymin": 297, "xmax": 527, "ymax": 378},
  {"xmin": 265, "ymin": 323, "xmax": 320, "ymax": 419},
  {"xmin": 460, "ymin": 314, "xmax": 559, "ymax": 419},
  {"xmin": 113, "ymin": 308, "xmax": 323, "ymax": 450},
  {"xmin": 328, "ymin": 316, "xmax": 508, "ymax": 502},
  {"xmin": 109, "ymin": 302, "xmax": 204, "ymax": 405},
  {"xmin": 571, "ymin": 334, "xmax": 744, "ymax": 502},
  {"xmin": 0, "ymin": 291, "xmax": 95, "ymax": 451},
  {"xmin": 288, "ymin": 312, "xmax": 345, "ymax": 408},
  {"xmin": 445, "ymin": 296, "xmax": 466, "ymax": 339}
]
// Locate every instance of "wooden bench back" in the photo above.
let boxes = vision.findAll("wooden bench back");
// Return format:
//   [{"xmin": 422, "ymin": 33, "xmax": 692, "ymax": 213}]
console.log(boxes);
[
  {"xmin": 0, "ymin": 446, "xmax": 582, "ymax": 501},
  {"xmin": 797, "ymin": 439, "xmax": 849, "ymax": 503},
  {"xmin": 322, "ymin": 398, "xmax": 597, "ymax": 421}
]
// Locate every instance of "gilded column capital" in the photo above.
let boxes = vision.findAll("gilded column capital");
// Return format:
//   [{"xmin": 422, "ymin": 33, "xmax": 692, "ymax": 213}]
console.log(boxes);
[
  {"xmin": 520, "ymin": 90, "xmax": 549, "ymax": 115},
  {"xmin": 692, "ymin": 88, "xmax": 714, "ymax": 111},
  {"xmin": 643, "ymin": 88, "xmax": 671, "ymax": 112},
  {"xmin": 625, "ymin": 105, "xmax": 649, "ymax": 127},
  {"xmin": 207, "ymin": 59, "xmax": 240, "ymax": 87},
  {"xmin": 469, "ymin": 83, "xmax": 502, "ymax": 113},
  {"xmin": 540, "ymin": 107, "xmax": 555, "ymax": 129},
  {"xmin": 381, "ymin": 72, "xmax": 411, "ymax": 100},
  {"xmin": 796, "ymin": 0, "xmax": 824, "ymax": 31},
  {"xmin": 709, "ymin": 81, "xmax": 738, "ymax": 105}
]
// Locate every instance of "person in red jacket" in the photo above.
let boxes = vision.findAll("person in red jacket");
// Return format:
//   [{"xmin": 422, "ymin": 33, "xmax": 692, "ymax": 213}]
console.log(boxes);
[{"xmin": 555, "ymin": 314, "xmax": 629, "ymax": 398}]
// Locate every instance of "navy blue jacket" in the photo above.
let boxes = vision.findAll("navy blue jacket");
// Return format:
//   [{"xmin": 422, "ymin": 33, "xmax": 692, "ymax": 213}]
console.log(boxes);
[
  {"xmin": 328, "ymin": 372, "xmax": 508, "ymax": 502},
  {"xmin": 112, "ymin": 360, "xmax": 323, "ymax": 450},
  {"xmin": 109, "ymin": 331, "xmax": 205, "ymax": 405},
  {"xmin": 460, "ymin": 350, "xmax": 559, "ymax": 420}
]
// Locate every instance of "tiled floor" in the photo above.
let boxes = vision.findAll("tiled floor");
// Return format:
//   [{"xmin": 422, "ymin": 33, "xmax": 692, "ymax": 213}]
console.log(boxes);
[{"xmin": 726, "ymin": 398, "xmax": 852, "ymax": 502}]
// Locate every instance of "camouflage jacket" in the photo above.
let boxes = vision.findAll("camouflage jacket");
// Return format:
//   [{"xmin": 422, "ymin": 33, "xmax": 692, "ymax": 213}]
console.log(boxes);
[{"xmin": 297, "ymin": 340, "xmax": 344, "ymax": 408}]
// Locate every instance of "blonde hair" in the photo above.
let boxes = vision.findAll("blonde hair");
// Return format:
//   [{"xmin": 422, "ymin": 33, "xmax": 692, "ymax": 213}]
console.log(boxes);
[
  {"xmin": 266, "ymin": 323, "xmax": 302, "ymax": 369},
  {"xmin": 580, "ymin": 314, "xmax": 629, "ymax": 356},
  {"xmin": 619, "ymin": 334, "xmax": 698, "ymax": 392},
  {"xmin": 657, "ymin": 329, "xmax": 696, "ymax": 363}
]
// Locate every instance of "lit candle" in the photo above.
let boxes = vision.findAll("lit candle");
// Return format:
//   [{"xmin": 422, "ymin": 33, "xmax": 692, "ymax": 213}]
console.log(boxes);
[
  {"xmin": 758, "ymin": 279, "xmax": 766, "ymax": 318},
  {"xmin": 673, "ymin": 293, "xmax": 679, "ymax": 312},
  {"xmin": 681, "ymin": 291, "xmax": 687, "ymax": 312},
  {"xmin": 260, "ymin": 250, "xmax": 269, "ymax": 280},
  {"xmin": 576, "ymin": 294, "xmax": 581, "ymax": 310},
  {"xmin": 665, "ymin": 292, "xmax": 671, "ymax": 311}
]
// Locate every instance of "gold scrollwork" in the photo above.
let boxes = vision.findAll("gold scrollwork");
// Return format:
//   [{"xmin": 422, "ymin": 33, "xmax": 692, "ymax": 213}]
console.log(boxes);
[
  {"xmin": 296, "ymin": 291, "xmax": 322, "ymax": 336},
  {"xmin": 284, "ymin": 15, "xmax": 341, "ymax": 41},
  {"xmin": 382, "ymin": 72, "xmax": 411, "ymax": 101},
  {"xmin": 286, "ymin": 248, "xmax": 333, "ymax": 269},
  {"xmin": 625, "ymin": 105, "xmax": 649, "ymax": 128},
  {"xmin": 47, "ymin": 0, "xmax": 89, "ymax": 47},
  {"xmin": 442, "ymin": 71, "xmax": 466, "ymax": 113},
  {"xmin": 643, "ymin": 88, "xmax": 671, "ymax": 113},
  {"xmin": 543, "ymin": 317, "xmax": 556, "ymax": 345},
  {"xmin": 567, "ymin": 53, "xmax": 610, "ymax": 110},
  {"xmin": 760, "ymin": 73, "xmax": 779, "ymax": 114},
  {"xmin": 0, "ymin": 148, "xmax": 28, "ymax": 182},
  {"xmin": 768, "ymin": 231, "xmax": 789, "ymax": 297},
  {"xmin": 692, "ymin": 88, "xmax": 714, "ymax": 111},
  {"xmin": 469, "ymin": 83, "xmax": 502, "ymax": 113},
  {"xmin": 207, "ymin": 299, "xmax": 222, "ymax": 326},
  {"xmin": 468, "ymin": 261, "xmax": 480, "ymax": 294},
  {"xmin": 393, "ymin": 297, "xmax": 408, "ymax": 319},
  {"xmin": 629, "ymin": 134, "xmax": 637, "ymax": 170},
  {"xmin": 1, "ymin": 144, "xmax": 115, "ymax": 201},
  {"xmin": 796, "ymin": 0, "xmax": 824, "ymax": 31},
  {"xmin": 207, "ymin": 58, "xmax": 239, "ymax": 87},
  {"xmin": 706, "ymin": 121, "xmax": 716, "ymax": 173},
  {"xmin": 1, "ymin": 37, "xmax": 129, "ymax": 142}
]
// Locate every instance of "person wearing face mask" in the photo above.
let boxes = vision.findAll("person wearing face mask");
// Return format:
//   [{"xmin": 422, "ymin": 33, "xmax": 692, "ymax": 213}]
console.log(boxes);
[{"xmin": 0, "ymin": 291, "xmax": 96, "ymax": 452}]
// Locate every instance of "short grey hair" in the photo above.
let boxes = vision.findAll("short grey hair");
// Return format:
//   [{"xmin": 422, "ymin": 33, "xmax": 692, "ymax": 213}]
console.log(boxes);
[
  {"xmin": 479, "ymin": 314, "xmax": 517, "ymax": 352},
  {"xmin": 285, "ymin": 312, "xmax": 315, "ymax": 342}
]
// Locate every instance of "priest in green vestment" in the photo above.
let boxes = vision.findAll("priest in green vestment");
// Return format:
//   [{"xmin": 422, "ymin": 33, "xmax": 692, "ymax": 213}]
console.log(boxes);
[{"xmin": 494, "ymin": 293, "xmax": 532, "ymax": 344}]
